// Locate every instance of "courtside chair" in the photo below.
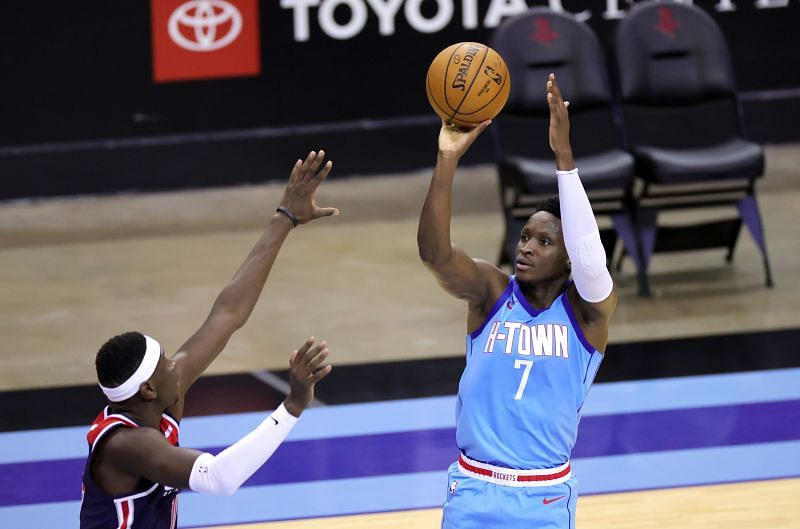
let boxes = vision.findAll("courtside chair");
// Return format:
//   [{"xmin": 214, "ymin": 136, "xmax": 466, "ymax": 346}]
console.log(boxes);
[
  {"xmin": 614, "ymin": 0, "xmax": 773, "ymax": 292},
  {"xmin": 490, "ymin": 8, "xmax": 647, "ymax": 294}
]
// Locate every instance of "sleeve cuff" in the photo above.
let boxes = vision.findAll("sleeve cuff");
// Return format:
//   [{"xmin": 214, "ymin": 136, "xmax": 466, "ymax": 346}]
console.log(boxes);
[
  {"xmin": 271, "ymin": 403, "xmax": 300, "ymax": 426},
  {"xmin": 556, "ymin": 168, "xmax": 579, "ymax": 176}
]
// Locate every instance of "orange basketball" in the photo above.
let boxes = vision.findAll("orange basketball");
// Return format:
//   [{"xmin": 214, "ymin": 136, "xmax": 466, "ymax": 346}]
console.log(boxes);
[{"xmin": 425, "ymin": 42, "xmax": 511, "ymax": 129}]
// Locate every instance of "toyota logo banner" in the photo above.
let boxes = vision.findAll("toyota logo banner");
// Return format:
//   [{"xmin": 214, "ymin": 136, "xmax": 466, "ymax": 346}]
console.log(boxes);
[{"xmin": 151, "ymin": 0, "xmax": 260, "ymax": 82}]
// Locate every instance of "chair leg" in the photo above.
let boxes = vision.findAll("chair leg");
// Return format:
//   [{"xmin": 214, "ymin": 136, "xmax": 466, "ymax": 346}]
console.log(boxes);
[
  {"xmin": 612, "ymin": 208, "xmax": 655, "ymax": 297},
  {"xmin": 614, "ymin": 247, "xmax": 626, "ymax": 273},
  {"xmin": 636, "ymin": 208, "xmax": 659, "ymax": 296},
  {"xmin": 737, "ymin": 195, "xmax": 774, "ymax": 287},
  {"xmin": 599, "ymin": 228, "xmax": 618, "ymax": 269},
  {"xmin": 725, "ymin": 238, "xmax": 738, "ymax": 263}
]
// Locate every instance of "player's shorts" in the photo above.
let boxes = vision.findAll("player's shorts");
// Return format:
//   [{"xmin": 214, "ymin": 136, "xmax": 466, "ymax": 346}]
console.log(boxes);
[{"xmin": 441, "ymin": 456, "xmax": 578, "ymax": 529}]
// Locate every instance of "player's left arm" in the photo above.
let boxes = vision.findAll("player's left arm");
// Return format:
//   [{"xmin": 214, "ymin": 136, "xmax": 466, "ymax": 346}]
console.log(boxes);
[
  {"xmin": 547, "ymin": 74, "xmax": 618, "ymax": 352},
  {"xmin": 107, "ymin": 339, "xmax": 332, "ymax": 493},
  {"xmin": 168, "ymin": 151, "xmax": 339, "ymax": 419}
]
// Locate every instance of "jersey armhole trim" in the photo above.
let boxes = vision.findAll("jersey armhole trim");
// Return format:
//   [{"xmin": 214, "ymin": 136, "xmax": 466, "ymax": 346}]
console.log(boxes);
[
  {"xmin": 468, "ymin": 277, "xmax": 514, "ymax": 339},
  {"xmin": 89, "ymin": 417, "xmax": 137, "ymax": 451},
  {"xmin": 561, "ymin": 286, "xmax": 599, "ymax": 355}
]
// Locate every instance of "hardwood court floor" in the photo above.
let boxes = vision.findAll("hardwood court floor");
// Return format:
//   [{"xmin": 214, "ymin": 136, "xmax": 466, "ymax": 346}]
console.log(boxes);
[
  {"xmin": 207, "ymin": 478, "xmax": 800, "ymax": 529},
  {"xmin": 0, "ymin": 144, "xmax": 798, "ymax": 390}
]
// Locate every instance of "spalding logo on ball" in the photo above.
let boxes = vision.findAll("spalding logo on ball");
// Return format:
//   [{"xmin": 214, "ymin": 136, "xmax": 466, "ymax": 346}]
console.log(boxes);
[{"xmin": 426, "ymin": 42, "xmax": 511, "ymax": 129}]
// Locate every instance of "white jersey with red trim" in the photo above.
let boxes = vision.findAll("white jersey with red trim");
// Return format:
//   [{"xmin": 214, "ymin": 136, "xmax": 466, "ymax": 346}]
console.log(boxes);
[{"xmin": 79, "ymin": 407, "xmax": 180, "ymax": 529}]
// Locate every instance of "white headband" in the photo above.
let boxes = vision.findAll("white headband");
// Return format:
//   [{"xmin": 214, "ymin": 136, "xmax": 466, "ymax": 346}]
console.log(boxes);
[{"xmin": 99, "ymin": 335, "xmax": 162, "ymax": 402}]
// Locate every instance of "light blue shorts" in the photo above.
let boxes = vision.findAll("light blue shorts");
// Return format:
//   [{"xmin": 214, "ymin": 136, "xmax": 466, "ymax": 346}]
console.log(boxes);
[{"xmin": 441, "ymin": 461, "xmax": 579, "ymax": 529}]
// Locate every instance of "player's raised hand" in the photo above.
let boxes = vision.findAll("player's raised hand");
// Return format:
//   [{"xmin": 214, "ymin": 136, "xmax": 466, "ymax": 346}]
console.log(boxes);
[
  {"xmin": 283, "ymin": 337, "xmax": 332, "ymax": 417},
  {"xmin": 279, "ymin": 150, "xmax": 340, "ymax": 225},
  {"xmin": 438, "ymin": 119, "xmax": 492, "ymax": 161},
  {"xmin": 547, "ymin": 73, "xmax": 572, "ymax": 157}
]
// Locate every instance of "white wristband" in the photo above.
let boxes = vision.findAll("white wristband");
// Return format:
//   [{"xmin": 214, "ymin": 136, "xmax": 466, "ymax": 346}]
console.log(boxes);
[{"xmin": 555, "ymin": 168, "xmax": 579, "ymax": 175}]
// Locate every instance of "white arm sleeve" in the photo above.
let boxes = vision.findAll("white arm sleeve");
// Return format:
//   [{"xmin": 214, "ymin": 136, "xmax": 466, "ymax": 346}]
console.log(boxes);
[
  {"xmin": 188, "ymin": 403, "xmax": 299, "ymax": 496},
  {"xmin": 557, "ymin": 168, "xmax": 614, "ymax": 303}
]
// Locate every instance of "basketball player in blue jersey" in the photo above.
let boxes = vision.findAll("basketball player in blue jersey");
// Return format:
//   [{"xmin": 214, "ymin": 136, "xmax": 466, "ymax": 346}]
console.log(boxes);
[
  {"xmin": 418, "ymin": 73, "xmax": 618, "ymax": 528},
  {"xmin": 80, "ymin": 150, "xmax": 338, "ymax": 529}
]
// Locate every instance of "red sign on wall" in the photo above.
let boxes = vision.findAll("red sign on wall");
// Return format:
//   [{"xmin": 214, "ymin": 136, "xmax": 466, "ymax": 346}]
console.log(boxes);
[{"xmin": 151, "ymin": 0, "xmax": 261, "ymax": 83}]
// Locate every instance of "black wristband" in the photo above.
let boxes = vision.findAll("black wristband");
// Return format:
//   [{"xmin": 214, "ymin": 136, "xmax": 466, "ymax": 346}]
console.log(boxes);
[{"xmin": 276, "ymin": 206, "xmax": 299, "ymax": 227}]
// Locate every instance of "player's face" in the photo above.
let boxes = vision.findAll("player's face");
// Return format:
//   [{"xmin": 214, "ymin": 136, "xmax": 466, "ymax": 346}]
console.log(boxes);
[{"xmin": 514, "ymin": 212, "xmax": 570, "ymax": 283}]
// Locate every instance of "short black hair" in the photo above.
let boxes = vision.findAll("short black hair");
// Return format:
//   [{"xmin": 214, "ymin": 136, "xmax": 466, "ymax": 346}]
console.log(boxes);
[
  {"xmin": 534, "ymin": 196, "xmax": 561, "ymax": 219},
  {"xmin": 95, "ymin": 332, "xmax": 146, "ymax": 388}
]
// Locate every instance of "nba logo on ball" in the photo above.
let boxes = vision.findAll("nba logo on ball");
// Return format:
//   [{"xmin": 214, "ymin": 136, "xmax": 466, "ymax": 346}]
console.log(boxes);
[
  {"xmin": 150, "ymin": 0, "xmax": 261, "ymax": 82},
  {"xmin": 426, "ymin": 42, "xmax": 511, "ymax": 128}
]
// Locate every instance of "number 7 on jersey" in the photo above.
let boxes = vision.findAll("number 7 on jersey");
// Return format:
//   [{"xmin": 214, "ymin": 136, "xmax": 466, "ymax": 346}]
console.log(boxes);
[{"xmin": 514, "ymin": 359, "xmax": 534, "ymax": 400}]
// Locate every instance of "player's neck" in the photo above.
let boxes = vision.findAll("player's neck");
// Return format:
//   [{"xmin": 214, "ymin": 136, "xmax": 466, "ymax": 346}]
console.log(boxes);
[
  {"xmin": 517, "ymin": 277, "xmax": 568, "ymax": 309},
  {"xmin": 109, "ymin": 401, "xmax": 164, "ymax": 429}
]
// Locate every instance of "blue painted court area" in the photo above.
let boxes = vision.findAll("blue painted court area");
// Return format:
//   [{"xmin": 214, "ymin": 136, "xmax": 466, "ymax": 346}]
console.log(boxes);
[{"xmin": 1, "ymin": 369, "xmax": 799, "ymax": 528}]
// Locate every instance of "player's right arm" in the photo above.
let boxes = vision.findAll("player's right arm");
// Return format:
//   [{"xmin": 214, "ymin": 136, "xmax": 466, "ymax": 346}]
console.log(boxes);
[
  {"xmin": 166, "ymin": 151, "xmax": 338, "ymax": 421},
  {"xmin": 417, "ymin": 120, "xmax": 508, "ymax": 319},
  {"xmin": 100, "ymin": 338, "xmax": 331, "ymax": 495}
]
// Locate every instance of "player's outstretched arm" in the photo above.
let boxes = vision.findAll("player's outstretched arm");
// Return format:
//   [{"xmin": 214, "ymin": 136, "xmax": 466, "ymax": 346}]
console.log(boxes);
[
  {"xmin": 417, "ymin": 120, "xmax": 506, "ymax": 310},
  {"xmin": 103, "ymin": 338, "xmax": 332, "ymax": 494},
  {"xmin": 547, "ymin": 74, "xmax": 618, "ymax": 349},
  {"xmin": 170, "ymin": 151, "xmax": 339, "ymax": 418}
]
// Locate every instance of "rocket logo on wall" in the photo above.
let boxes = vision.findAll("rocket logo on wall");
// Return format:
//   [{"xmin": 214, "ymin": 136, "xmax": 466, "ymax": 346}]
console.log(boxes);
[{"xmin": 151, "ymin": 0, "xmax": 261, "ymax": 82}]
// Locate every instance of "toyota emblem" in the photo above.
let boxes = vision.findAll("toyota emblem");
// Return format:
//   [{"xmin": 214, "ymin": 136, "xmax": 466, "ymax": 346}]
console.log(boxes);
[{"xmin": 167, "ymin": 0, "xmax": 243, "ymax": 52}]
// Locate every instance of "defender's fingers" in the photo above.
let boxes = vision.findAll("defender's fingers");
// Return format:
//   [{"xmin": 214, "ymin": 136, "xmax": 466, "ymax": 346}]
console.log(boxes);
[
  {"xmin": 308, "ymin": 149, "xmax": 325, "ymax": 175},
  {"xmin": 289, "ymin": 158, "xmax": 303, "ymax": 181},
  {"xmin": 311, "ymin": 364, "xmax": 333, "ymax": 382},
  {"xmin": 298, "ymin": 151, "xmax": 318, "ymax": 181},
  {"xmin": 314, "ymin": 160, "xmax": 333, "ymax": 181},
  {"xmin": 295, "ymin": 337, "xmax": 315, "ymax": 359},
  {"xmin": 303, "ymin": 341, "xmax": 327, "ymax": 365},
  {"xmin": 307, "ymin": 348, "xmax": 329, "ymax": 370},
  {"xmin": 315, "ymin": 206, "xmax": 340, "ymax": 218}
]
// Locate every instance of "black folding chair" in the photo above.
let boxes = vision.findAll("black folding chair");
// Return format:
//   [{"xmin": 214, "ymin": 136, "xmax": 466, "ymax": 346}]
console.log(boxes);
[
  {"xmin": 491, "ymin": 8, "xmax": 645, "ymax": 292},
  {"xmin": 614, "ymin": 0, "xmax": 773, "ymax": 293}
]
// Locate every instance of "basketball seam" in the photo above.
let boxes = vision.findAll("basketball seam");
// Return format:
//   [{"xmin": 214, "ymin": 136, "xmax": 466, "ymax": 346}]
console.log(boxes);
[
  {"xmin": 455, "ymin": 69, "xmax": 510, "ymax": 116},
  {"xmin": 427, "ymin": 74, "xmax": 458, "ymax": 122},
  {"xmin": 443, "ymin": 44, "xmax": 464, "ymax": 116},
  {"xmin": 451, "ymin": 45, "xmax": 491, "ymax": 121}
]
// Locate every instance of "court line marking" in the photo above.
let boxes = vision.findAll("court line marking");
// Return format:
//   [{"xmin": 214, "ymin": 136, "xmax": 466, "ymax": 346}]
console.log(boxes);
[
  {"xmin": 2, "ymin": 441, "xmax": 797, "ymax": 529},
  {"xmin": 250, "ymin": 370, "xmax": 326, "ymax": 407},
  {"xmin": 1, "ymin": 368, "xmax": 798, "ymax": 464}
]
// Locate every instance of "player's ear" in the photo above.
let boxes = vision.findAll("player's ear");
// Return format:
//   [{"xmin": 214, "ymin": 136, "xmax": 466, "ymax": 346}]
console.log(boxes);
[{"xmin": 140, "ymin": 380, "xmax": 157, "ymax": 401}]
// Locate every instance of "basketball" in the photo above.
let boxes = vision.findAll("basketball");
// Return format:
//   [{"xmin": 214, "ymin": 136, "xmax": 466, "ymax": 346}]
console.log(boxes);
[{"xmin": 425, "ymin": 42, "xmax": 511, "ymax": 129}]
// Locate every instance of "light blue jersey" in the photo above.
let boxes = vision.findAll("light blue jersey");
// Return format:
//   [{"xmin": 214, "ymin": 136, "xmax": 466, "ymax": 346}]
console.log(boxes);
[{"xmin": 455, "ymin": 276, "xmax": 603, "ymax": 470}]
